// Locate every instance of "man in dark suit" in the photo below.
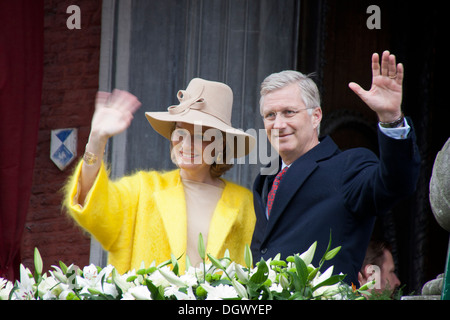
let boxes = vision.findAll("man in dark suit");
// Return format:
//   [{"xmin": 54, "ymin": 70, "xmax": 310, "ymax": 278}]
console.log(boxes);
[{"xmin": 250, "ymin": 51, "xmax": 421, "ymax": 286}]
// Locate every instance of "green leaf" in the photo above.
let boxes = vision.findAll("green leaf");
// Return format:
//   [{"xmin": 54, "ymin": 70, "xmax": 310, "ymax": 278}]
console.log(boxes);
[
  {"xmin": 145, "ymin": 279, "xmax": 164, "ymax": 300},
  {"xmin": 136, "ymin": 268, "xmax": 148, "ymax": 276},
  {"xmin": 288, "ymin": 272, "xmax": 302, "ymax": 292},
  {"xmin": 270, "ymin": 260, "xmax": 287, "ymax": 267},
  {"xmin": 288, "ymin": 291, "xmax": 307, "ymax": 300},
  {"xmin": 294, "ymin": 255, "xmax": 308, "ymax": 288},
  {"xmin": 126, "ymin": 275, "xmax": 138, "ymax": 282},
  {"xmin": 249, "ymin": 259, "xmax": 269, "ymax": 284},
  {"xmin": 198, "ymin": 233, "xmax": 206, "ymax": 260},
  {"xmin": 286, "ymin": 256, "xmax": 295, "ymax": 263}
]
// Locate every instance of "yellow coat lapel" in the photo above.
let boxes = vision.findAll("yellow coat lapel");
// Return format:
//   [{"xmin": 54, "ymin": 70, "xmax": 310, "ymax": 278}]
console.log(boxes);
[
  {"xmin": 205, "ymin": 183, "xmax": 239, "ymax": 259},
  {"xmin": 153, "ymin": 173, "xmax": 187, "ymax": 264}
]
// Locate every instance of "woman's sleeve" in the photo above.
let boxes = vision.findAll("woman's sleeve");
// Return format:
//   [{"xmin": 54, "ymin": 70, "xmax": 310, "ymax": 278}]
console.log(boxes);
[{"xmin": 63, "ymin": 160, "xmax": 139, "ymax": 251}]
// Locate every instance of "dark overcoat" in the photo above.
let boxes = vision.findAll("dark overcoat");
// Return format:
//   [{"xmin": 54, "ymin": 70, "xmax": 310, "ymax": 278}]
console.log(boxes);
[{"xmin": 251, "ymin": 123, "xmax": 421, "ymax": 286}]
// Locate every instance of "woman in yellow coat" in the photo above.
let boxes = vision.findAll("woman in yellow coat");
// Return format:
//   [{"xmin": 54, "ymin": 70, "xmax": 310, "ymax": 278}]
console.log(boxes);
[{"xmin": 64, "ymin": 79, "xmax": 256, "ymax": 275}]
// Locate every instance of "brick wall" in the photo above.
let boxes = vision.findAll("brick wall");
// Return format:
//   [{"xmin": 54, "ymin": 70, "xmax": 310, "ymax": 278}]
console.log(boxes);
[{"xmin": 20, "ymin": 0, "xmax": 102, "ymax": 272}]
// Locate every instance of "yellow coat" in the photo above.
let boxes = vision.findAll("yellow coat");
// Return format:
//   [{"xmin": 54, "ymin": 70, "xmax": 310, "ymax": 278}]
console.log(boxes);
[{"xmin": 64, "ymin": 162, "xmax": 256, "ymax": 275}]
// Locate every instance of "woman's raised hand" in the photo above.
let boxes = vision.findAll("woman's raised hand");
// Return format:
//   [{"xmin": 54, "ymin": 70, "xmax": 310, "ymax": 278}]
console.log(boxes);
[
  {"xmin": 78, "ymin": 89, "xmax": 141, "ymax": 205},
  {"xmin": 91, "ymin": 89, "xmax": 142, "ymax": 142}
]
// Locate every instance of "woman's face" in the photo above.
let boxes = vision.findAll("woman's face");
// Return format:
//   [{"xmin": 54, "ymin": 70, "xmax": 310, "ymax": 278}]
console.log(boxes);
[{"xmin": 171, "ymin": 122, "xmax": 223, "ymax": 175}]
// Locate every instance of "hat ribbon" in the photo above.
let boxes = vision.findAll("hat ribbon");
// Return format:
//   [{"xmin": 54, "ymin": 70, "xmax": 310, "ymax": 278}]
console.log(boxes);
[{"xmin": 168, "ymin": 88, "xmax": 205, "ymax": 115}]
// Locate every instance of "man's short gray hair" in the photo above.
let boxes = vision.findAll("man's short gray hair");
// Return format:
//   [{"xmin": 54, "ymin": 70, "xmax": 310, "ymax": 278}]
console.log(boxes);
[{"xmin": 259, "ymin": 70, "xmax": 321, "ymax": 115}]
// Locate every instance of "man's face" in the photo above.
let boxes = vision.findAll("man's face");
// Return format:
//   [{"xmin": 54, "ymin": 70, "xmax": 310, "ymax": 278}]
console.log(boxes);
[{"xmin": 261, "ymin": 83, "xmax": 322, "ymax": 164}]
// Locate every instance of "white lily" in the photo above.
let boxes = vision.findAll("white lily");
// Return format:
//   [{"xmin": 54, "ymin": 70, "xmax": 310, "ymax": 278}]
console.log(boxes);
[
  {"xmin": 234, "ymin": 264, "xmax": 249, "ymax": 284},
  {"xmin": 121, "ymin": 285, "xmax": 152, "ymax": 300},
  {"xmin": 10, "ymin": 264, "xmax": 35, "ymax": 300},
  {"xmin": 299, "ymin": 241, "xmax": 317, "ymax": 266},
  {"xmin": 311, "ymin": 266, "xmax": 340, "ymax": 298},
  {"xmin": 232, "ymin": 278, "xmax": 248, "ymax": 299},
  {"xmin": 37, "ymin": 275, "xmax": 59, "ymax": 299},
  {"xmin": 157, "ymin": 267, "xmax": 186, "ymax": 287},
  {"xmin": 0, "ymin": 278, "xmax": 13, "ymax": 300},
  {"xmin": 112, "ymin": 268, "xmax": 134, "ymax": 293},
  {"xmin": 312, "ymin": 265, "xmax": 334, "ymax": 286},
  {"xmin": 76, "ymin": 264, "xmax": 118, "ymax": 297}
]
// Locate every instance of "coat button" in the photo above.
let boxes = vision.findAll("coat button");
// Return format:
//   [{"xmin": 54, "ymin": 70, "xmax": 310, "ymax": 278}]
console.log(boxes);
[{"xmin": 261, "ymin": 248, "xmax": 267, "ymax": 255}]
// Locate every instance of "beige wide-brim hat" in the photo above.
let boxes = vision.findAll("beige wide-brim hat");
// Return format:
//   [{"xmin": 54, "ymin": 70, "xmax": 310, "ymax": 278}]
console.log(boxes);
[{"xmin": 145, "ymin": 78, "xmax": 256, "ymax": 158}]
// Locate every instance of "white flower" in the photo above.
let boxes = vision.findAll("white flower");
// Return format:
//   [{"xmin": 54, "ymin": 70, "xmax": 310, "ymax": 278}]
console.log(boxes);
[
  {"xmin": 269, "ymin": 283, "xmax": 283, "ymax": 293},
  {"xmin": 121, "ymin": 285, "xmax": 152, "ymax": 300},
  {"xmin": 0, "ymin": 278, "xmax": 13, "ymax": 300},
  {"xmin": 149, "ymin": 266, "xmax": 174, "ymax": 288},
  {"xmin": 311, "ymin": 266, "xmax": 342, "ymax": 298},
  {"xmin": 9, "ymin": 265, "xmax": 36, "ymax": 300},
  {"xmin": 202, "ymin": 283, "xmax": 238, "ymax": 300},
  {"xmin": 170, "ymin": 286, "xmax": 196, "ymax": 300},
  {"xmin": 234, "ymin": 264, "xmax": 249, "ymax": 283},
  {"xmin": 112, "ymin": 268, "xmax": 135, "ymax": 293},
  {"xmin": 232, "ymin": 278, "xmax": 248, "ymax": 299},
  {"xmin": 179, "ymin": 273, "xmax": 198, "ymax": 287},
  {"xmin": 49, "ymin": 264, "xmax": 79, "ymax": 290},
  {"xmin": 37, "ymin": 275, "xmax": 58, "ymax": 299},
  {"xmin": 299, "ymin": 241, "xmax": 317, "ymax": 266},
  {"xmin": 268, "ymin": 268, "xmax": 277, "ymax": 283},
  {"xmin": 185, "ymin": 266, "xmax": 204, "ymax": 283},
  {"xmin": 76, "ymin": 264, "xmax": 118, "ymax": 298}
]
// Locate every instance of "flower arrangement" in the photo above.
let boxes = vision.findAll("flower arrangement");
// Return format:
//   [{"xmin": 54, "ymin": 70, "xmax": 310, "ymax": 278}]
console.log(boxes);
[{"xmin": 0, "ymin": 234, "xmax": 373, "ymax": 300}]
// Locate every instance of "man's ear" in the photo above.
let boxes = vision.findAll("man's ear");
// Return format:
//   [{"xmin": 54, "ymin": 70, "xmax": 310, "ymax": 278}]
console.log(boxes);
[
  {"xmin": 312, "ymin": 107, "xmax": 322, "ymax": 128},
  {"xmin": 358, "ymin": 264, "xmax": 374, "ymax": 286}
]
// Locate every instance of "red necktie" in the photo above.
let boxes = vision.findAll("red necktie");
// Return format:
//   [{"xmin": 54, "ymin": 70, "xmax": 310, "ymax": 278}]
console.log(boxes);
[{"xmin": 267, "ymin": 166, "xmax": 289, "ymax": 216}]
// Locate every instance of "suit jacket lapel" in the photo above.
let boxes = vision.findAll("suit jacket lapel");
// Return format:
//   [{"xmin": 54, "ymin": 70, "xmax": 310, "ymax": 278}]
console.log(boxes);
[
  {"xmin": 262, "ymin": 136, "xmax": 340, "ymax": 242},
  {"xmin": 264, "ymin": 160, "xmax": 318, "ymax": 239}
]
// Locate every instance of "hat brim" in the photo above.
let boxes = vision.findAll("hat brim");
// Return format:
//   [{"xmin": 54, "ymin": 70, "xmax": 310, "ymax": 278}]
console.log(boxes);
[{"xmin": 145, "ymin": 109, "xmax": 256, "ymax": 158}]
